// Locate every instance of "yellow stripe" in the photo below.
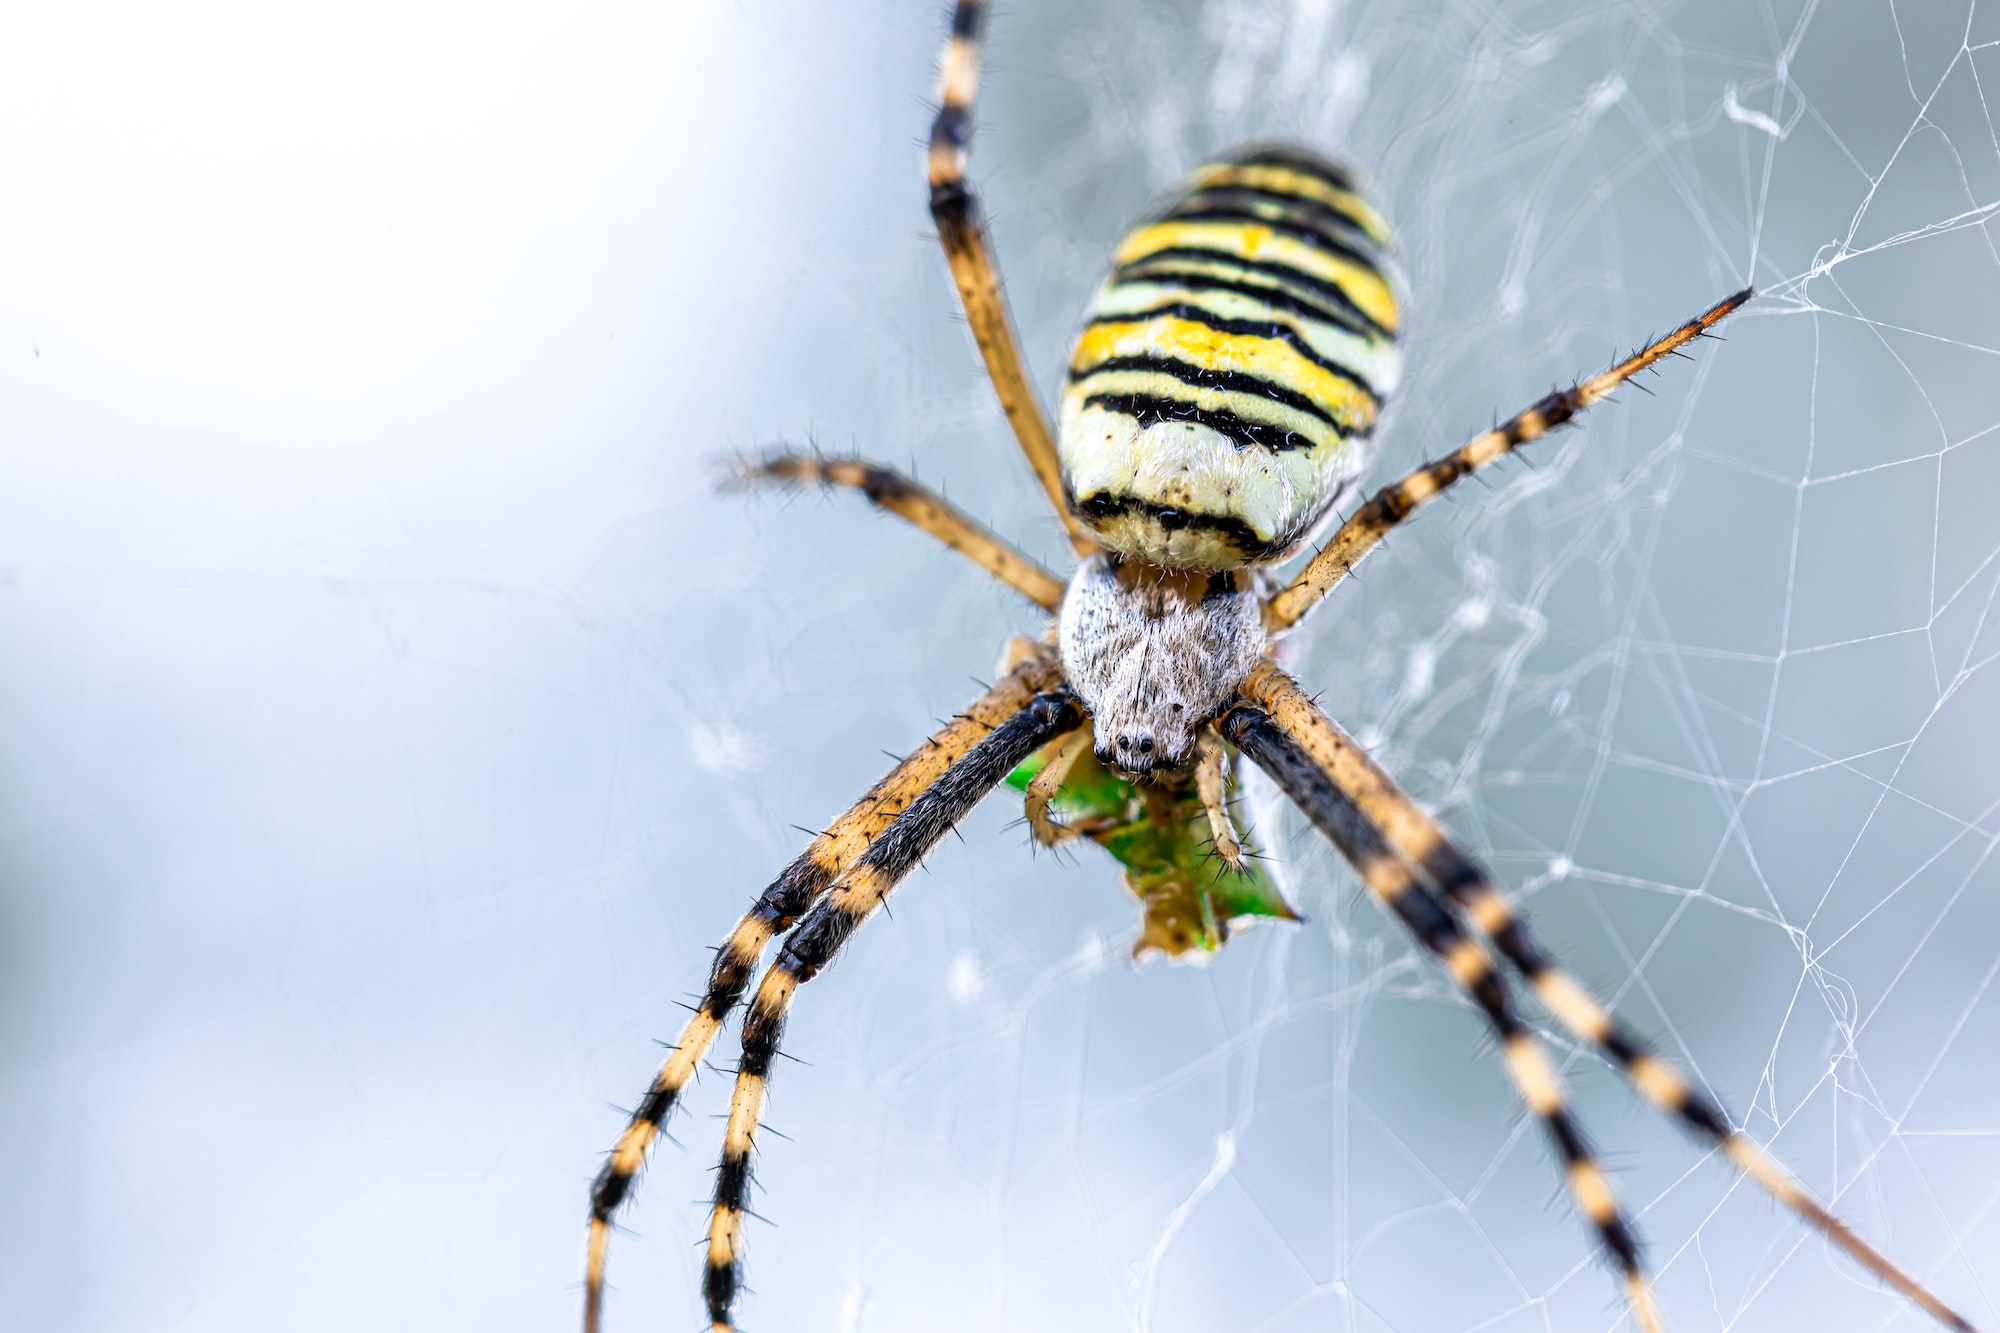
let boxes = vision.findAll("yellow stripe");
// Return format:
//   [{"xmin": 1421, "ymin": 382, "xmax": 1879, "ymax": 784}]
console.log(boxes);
[
  {"xmin": 585, "ymin": 1217, "xmax": 610, "ymax": 1288},
  {"xmin": 707, "ymin": 1203, "xmax": 743, "ymax": 1264},
  {"xmin": 1534, "ymin": 972, "xmax": 1613, "ymax": 1044},
  {"xmin": 753, "ymin": 965, "xmax": 800, "ymax": 1014},
  {"xmin": 1397, "ymin": 468, "xmax": 1443, "ymax": 504},
  {"xmin": 1502, "ymin": 1033, "xmax": 1563, "ymax": 1116},
  {"xmin": 1107, "ymin": 250, "xmax": 1389, "ymax": 346},
  {"xmin": 1185, "ymin": 161, "xmax": 1395, "ymax": 248},
  {"xmin": 607, "ymin": 1117, "xmax": 651, "ymax": 1175},
  {"xmin": 938, "ymin": 34, "xmax": 979, "ymax": 107},
  {"xmin": 1464, "ymin": 428, "xmax": 1516, "ymax": 467},
  {"xmin": 1568, "ymin": 1160, "xmax": 1618, "ymax": 1225},
  {"xmin": 1444, "ymin": 937, "xmax": 1489, "ymax": 987},
  {"xmin": 1113, "ymin": 220, "xmax": 1399, "ymax": 332},
  {"xmin": 1070, "ymin": 317, "xmax": 1378, "ymax": 430},
  {"xmin": 723, "ymin": 1073, "xmax": 767, "ymax": 1156},
  {"xmin": 1089, "ymin": 279, "xmax": 1393, "ymax": 378},
  {"xmin": 1628, "ymin": 1054, "xmax": 1687, "ymax": 1111},
  {"xmin": 1626, "ymin": 1273, "xmax": 1665, "ymax": 1333},
  {"xmin": 1464, "ymin": 886, "xmax": 1514, "ymax": 936},
  {"xmin": 828, "ymin": 864, "xmax": 894, "ymax": 915},
  {"xmin": 1723, "ymin": 1134, "xmax": 1805, "ymax": 1207},
  {"xmin": 661, "ymin": 1006, "xmax": 724, "ymax": 1087}
]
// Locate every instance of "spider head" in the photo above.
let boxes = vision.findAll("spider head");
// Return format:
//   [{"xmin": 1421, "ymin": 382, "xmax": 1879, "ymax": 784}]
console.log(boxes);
[
  {"xmin": 1096, "ymin": 705, "xmax": 1197, "ymax": 777},
  {"xmin": 1059, "ymin": 552, "xmax": 1266, "ymax": 778}
]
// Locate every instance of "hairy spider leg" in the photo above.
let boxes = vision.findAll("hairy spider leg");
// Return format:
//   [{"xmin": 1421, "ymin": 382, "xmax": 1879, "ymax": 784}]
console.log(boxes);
[
  {"xmin": 1224, "ymin": 703, "xmax": 1664, "ymax": 1333},
  {"xmin": 927, "ymin": 0, "xmax": 1097, "ymax": 556},
  {"xmin": 703, "ymin": 692, "xmax": 1084, "ymax": 1332},
  {"xmin": 582, "ymin": 653, "xmax": 1063, "ymax": 1333},
  {"xmin": 1193, "ymin": 725, "xmax": 1246, "ymax": 870},
  {"xmin": 1238, "ymin": 661, "xmax": 1979, "ymax": 1332},
  {"xmin": 1023, "ymin": 722, "xmax": 1093, "ymax": 846},
  {"xmin": 731, "ymin": 452, "xmax": 1067, "ymax": 610},
  {"xmin": 1265, "ymin": 286, "xmax": 1754, "ymax": 632}
]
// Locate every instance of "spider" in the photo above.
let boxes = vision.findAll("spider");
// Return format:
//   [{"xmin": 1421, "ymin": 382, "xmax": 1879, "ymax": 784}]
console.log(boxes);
[{"xmin": 581, "ymin": 5, "xmax": 1977, "ymax": 1331}]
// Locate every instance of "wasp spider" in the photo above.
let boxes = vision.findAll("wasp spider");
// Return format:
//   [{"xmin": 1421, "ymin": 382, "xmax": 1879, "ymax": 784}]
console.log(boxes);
[{"xmin": 582, "ymin": 5, "xmax": 1978, "ymax": 1330}]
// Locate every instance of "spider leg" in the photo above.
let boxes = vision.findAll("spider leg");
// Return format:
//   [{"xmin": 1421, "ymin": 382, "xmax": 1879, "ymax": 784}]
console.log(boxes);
[
  {"xmin": 1222, "ymin": 701, "xmax": 1664, "ymax": 1333},
  {"xmin": 582, "ymin": 651, "xmax": 1063, "ymax": 1333},
  {"xmin": 703, "ymin": 689, "xmax": 1084, "ymax": 1332},
  {"xmin": 1237, "ymin": 661, "xmax": 1980, "ymax": 1332},
  {"xmin": 928, "ymin": 1, "xmax": 1097, "ymax": 557},
  {"xmin": 1194, "ymin": 726, "xmax": 1246, "ymax": 870},
  {"xmin": 1264, "ymin": 287, "xmax": 1753, "ymax": 632},
  {"xmin": 730, "ymin": 451, "xmax": 1067, "ymax": 610},
  {"xmin": 1023, "ymin": 721, "xmax": 1092, "ymax": 846}
]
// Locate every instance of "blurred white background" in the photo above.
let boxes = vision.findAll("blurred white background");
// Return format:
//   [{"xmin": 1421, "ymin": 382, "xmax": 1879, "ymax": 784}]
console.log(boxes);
[{"xmin": 1, "ymin": 2, "xmax": 1996, "ymax": 1331}]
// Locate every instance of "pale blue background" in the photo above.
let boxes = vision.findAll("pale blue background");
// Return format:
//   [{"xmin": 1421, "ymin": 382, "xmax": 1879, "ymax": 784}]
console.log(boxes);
[{"xmin": 0, "ymin": 2, "xmax": 1996, "ymax": 1331}]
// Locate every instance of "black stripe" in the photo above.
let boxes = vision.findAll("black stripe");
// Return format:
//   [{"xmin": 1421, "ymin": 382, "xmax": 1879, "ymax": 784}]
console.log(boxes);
[
  {"xmin": 1547, "ymin": 1110, "xmax": 1591, "ymax": 1165},
  {"xmin": 930, "ymin": 176, "xmax": 977, "ymax": 229},
  {"xmin": 1225, "ymin": 145, "xmax": 1357, "ymax": 192},
  {"xmin": 1679, "ymin": 1090, "xmax": 1735, "ymax": 1140},
  {"xmin": 931, "ymin": 101, "xmax": 970, "ymax": 150},
  {"xmin": 1069, "ymin": 353, "xmax": 1348, "ymax": 432},
  {"xmin": 713, "ymin": 1151, "xmax": 753, "ymax": 1215},
  {"xmin": 1107, "ymin": 264, "xmax": 1373, "ymax": 341},
  {"xmin": 1162, "ymin": 203, "xmax": 1387, "ymax": 276},
  {"xmin": 1113, "ymin": 246, "xmax": 1390, "ymax": 338},
  {"xmin": 950, "ymin": 0, "xmax": 984, "ymax": 39},
  {"xmin": 1598, "ymin": 1214, "xmax": 1644, "ymax": 1275},
  {"xmin": 1072, "ymin": 491, "xmax": 1294, "ymax": 562},
  {"xmin": 1505, "ymin": 386, "xmax": 1582, "ymax": 442},
  {"xmin": 590, "ymin": 1166, "xmax": 635, "ymax": 1217},
  {"xmin": 1079, "ymin": 391, "xmax": 1323, "ymax": 454},
  {"xmin": 737, "ymin": 993, "xmax": 783, "ymax": 1080},
  {"xmin": 705, "ymin": 1131, "xmax": 760, "ymax": 1321},
  {"xmin": 703, "ymin": 1249, "xmax": 741, "ymax": 1325},
  {"xmin": 1489, "ymin": 918, "xmax": 1546, "ymax": 975},
  {"xmin": 1085, "ymin": 300, "xmax": 1381, "ymax": 403},
  {"xmin": 1602, "ymin": 1028, "xmax": 1643, "ymax": 1067},
  {"xmin": 1180, "ymin": 183, "xmax": 1382, "ymax": 250},
  {"xmin": 1421, "ymin": 849, "xmax": 1483, "ymax": 899},
  {"xmin": 1391, "ymin": 878, "xmax": 1464, "ymax": 956}
]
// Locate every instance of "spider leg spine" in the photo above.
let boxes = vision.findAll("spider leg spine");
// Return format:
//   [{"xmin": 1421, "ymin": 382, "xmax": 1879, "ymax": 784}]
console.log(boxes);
[{"xmin": 704, "ymin": 691, "xmax": 1083, "ymax": 1331}]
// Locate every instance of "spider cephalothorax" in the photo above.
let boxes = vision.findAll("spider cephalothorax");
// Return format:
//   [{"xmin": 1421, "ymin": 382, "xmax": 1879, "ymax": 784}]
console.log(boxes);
[
  {"xmin": 579, "ymin": 5, "xmax": 1978, "ymax": 1333},
  {"xmin": 1058, "ymin": 554, "xmax": 1264, "ymax": 774}
]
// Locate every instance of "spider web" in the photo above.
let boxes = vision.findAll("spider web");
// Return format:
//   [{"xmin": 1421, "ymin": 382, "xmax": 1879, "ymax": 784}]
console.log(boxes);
[
  {"xmin": 666, "ymin": 3, "xmax": 2000, "ymax": 1330},
  {"xmin": 0, "ymin": 3, "xmax": 1994, "ymax": 1333}
]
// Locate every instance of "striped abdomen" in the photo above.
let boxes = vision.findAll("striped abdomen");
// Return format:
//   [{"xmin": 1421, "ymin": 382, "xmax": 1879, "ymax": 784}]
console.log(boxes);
[{"xmin": 1058, "ymin": 144, "xmax": 1402, "ymax": 570}]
